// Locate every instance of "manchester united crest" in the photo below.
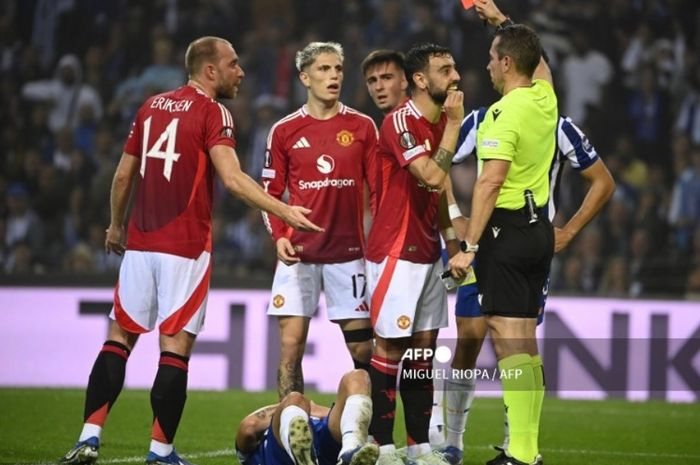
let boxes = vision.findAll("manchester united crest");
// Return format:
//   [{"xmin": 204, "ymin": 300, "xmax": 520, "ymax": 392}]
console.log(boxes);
[
  {"xmin": 273, "ymin": 294, "xmax": 285, "ymax": 308},
  {"xmin": 397, "ymin": 315, "xmax": 411, "ymax": 330},
  {"xmin": 336, "ymin": 129, "xmax": 354, "ymax": 147}
]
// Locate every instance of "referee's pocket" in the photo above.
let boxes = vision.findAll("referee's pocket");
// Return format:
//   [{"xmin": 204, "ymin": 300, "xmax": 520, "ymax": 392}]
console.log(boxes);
[{"xmin": 544, "ymin": 222, "xmax": 554, "ymax": 258}]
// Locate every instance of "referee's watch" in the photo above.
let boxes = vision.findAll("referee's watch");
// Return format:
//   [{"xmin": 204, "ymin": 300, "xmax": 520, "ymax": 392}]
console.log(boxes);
[
  {"xmin": 460, "ymin": 240, "xmax": 479, "ymax": 253},
  {"xmin": 496, "ymin": 16, "xmax": 515, "ymax": 30}
]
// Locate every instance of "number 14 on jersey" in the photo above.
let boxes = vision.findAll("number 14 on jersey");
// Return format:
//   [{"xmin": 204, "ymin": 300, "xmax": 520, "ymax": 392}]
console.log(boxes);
[{"xmin": 141, "ymin": 116, "xmax": 181, "ymax": 181}]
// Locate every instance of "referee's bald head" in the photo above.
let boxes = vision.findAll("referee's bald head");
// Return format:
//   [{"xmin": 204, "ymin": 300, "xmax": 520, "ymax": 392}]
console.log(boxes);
[{"xmin": 493, "ymin": 24, "xmax": 542, "ymax": 78}]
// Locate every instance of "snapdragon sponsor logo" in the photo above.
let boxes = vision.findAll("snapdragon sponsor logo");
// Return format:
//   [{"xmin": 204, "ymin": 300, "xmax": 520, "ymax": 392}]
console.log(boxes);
[
  {"xmin": 316, "ymin": 154, "xmax": 335, "ymax": 174},
  {"xmin": 298, "ymin": 178, "xmax": 356, "ymax": 190}
]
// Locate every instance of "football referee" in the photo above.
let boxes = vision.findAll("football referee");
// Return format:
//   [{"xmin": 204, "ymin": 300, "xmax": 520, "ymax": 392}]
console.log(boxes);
[{"xmin": 448, "ymin": 4, "xmax": 556, "ymax": 465}]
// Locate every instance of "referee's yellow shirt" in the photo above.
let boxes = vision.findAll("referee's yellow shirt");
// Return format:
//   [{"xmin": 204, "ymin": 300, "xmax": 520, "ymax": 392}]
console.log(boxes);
[{"xmin": 476, "ymin": 79, "xmax": 558, "ymax": 210}]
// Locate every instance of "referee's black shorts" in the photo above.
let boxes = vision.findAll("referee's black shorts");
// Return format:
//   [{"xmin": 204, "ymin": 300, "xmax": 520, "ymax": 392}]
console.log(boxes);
[{"xmin": 475, "ymin": 207, "xmax": 554, "ymax": 318}]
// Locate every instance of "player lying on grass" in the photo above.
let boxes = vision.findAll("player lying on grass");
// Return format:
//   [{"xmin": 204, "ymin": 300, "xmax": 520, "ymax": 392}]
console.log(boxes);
[{"xmin": 235, "ymin": 369, "xmax": 379, "ymax": 465}]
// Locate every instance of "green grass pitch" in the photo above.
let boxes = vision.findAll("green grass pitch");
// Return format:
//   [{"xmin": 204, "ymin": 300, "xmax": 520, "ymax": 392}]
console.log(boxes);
[{"xmin": 1, "ymin": 388, "xmax": 698, "ymax": 465}]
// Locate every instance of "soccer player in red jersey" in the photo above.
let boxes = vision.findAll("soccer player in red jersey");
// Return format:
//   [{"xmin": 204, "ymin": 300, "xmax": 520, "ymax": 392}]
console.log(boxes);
[
  {"xmin": 362, "ymin": 49, "xmax": 408, "ymax": 114},
  {"xmin": 262, "ymin": 42, "xmax": 379, "ymax": 399},
  {"xmin": 363, "ymin": 48, "xmax": 464, "ymax": 458},
  {"xmin": 60, "ymin": 36, "xmax": 321, "ymax": 465},
  {"xmin": 364, "ymin": 43, "xmax": 464, "ymax": 465}
]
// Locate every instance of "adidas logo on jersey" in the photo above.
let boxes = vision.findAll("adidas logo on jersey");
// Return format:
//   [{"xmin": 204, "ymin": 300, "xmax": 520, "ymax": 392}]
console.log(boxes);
[
  {"xmin": 292, "ymin": 137, "xmax": 311, "ymax": 149},
  {"xmin": 355, "ymin": 302, "xmax": 369, "ymax": 313}
]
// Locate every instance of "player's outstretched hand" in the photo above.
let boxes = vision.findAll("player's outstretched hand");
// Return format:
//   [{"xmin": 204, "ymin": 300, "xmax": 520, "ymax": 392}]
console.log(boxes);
[
  {"xmin": 282, "ymin": 205, "xmax": 324, "ymax": 232},
  {"xmin": 474, "ymin": 0, "xmax": 507, "ymax": 26},
  {"xmin": 105, "ymin": 225, "xmax": 126, "ymax": 255},
  {"xmin": 276, "ymin": 237, "xmax": 301, "ymax": 265},
  {"xmin": 448, "ymin": 250, "xmax": 475, "ymax": 280}
]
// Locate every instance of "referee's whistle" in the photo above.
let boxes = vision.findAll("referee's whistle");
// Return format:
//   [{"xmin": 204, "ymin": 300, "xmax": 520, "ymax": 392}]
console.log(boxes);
[{"xmin": 524, "ymin": 189, "xmax": 539, "ymax": 224}]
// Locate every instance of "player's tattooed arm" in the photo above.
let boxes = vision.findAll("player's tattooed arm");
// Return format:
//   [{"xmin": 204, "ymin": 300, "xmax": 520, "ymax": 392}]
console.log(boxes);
[
  {"xmin": 253, "ymin": 404, "xmax": 279, "ymax": 421},
  {"xmin": 432, "ymin": 146, "xmax": 455, "ymax": 173},
  {"xmin": 277, "ymin": 360, "xmax": 304, "ymax": 399},
  {"xmin": 236, "ymin": 404, "xmax": 279, "ymax": 453}
]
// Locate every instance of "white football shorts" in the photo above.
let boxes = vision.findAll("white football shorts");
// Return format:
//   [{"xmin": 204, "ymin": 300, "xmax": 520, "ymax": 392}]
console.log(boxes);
[
  {"xmin": 366, "ymin": 256, "xmax": 447, "ymax": 338},
  {"xmin": 110, "ymin": 250, "xmax": 211, "ymax": 336},
  {"xmin": 266, "ymin": 258, "xmax": 369, "ymax": 321}
]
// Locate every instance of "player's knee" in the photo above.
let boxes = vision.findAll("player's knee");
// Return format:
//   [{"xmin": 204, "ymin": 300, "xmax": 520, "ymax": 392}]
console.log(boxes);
[
  {"xmin": 374, "ymin": 336, "xmax": 407, "ymax": 360},
  {"xmin": 347, "ymin": 340, "xmax": 372, "ymax": 363},
  {"xmin": 452, "ymin": 343, "xmax": 481, "ymax": 370},
  {"xmin": 341, "ymin": 369, "xmax": 371, "ymax": 393},
  {"xmin": 279, "ymin": 334, "xmax": 306, "ymax": 359},
  {"xmin": 281, "ymin": 391, "xmax": 309, "ymax": 410},
  {"xmin": 455, "ymin": 329, "xmax": 485, "ymax": 359},
  {"xmin": 238, "ymin": 416, "xmax": 259, "ymax": 438},
  {"xmin": 457, "ymin": 324, "xmax": 487, "ymax": 342},
  {"xmin": 108, "ymin": 321, "xmax": 138, "ymax": 350}
]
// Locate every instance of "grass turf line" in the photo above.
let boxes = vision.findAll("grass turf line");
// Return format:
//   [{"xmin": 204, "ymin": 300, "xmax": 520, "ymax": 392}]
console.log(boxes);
[{"xmin": 0, "ymin": 389, "xmax": 698, "ymax": 465}]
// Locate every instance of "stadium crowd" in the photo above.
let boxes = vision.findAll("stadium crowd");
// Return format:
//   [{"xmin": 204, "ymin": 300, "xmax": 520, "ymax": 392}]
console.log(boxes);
[{"xmin": 0, "ymin": 0, "xmax": 698, "ymax": 298}]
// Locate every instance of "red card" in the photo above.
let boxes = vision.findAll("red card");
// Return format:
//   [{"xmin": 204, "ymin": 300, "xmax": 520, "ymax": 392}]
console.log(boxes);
[{"xmin": 461, "ymin": 0, "xmax": 474, "ymax": 9}]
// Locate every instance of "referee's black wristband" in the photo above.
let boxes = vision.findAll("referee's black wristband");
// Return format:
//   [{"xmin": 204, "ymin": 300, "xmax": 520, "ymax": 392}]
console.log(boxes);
[{"xmin": 496, "ymin": 16, "xmax": 515, "ymax": 30}]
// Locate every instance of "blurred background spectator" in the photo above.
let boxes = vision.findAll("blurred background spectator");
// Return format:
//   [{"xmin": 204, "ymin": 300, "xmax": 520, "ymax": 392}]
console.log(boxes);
[{"xmin": 0, "ymin": 0, "xmax": 698, "ymax": 299}]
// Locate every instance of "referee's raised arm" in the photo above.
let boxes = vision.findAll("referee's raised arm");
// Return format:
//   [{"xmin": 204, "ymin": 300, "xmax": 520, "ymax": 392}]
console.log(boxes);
[{"xmin": 449, "ymin": 4, "xmax": 558, "ymax": 465}]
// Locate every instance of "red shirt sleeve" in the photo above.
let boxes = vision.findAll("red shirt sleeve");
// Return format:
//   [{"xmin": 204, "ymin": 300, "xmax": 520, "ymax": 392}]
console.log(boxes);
[
  {"xmin": 261, "ymin": 123, "xmax": 290, "ymax": 241},
  {"xmin": 382, "ymin": 112, "xmax": 429, "ymax": 169},
  {"xmin": 205, "ymin": 101, "xmax": 237, "ymax": 150},
  {"xmin": 123, "ymin": 107, "xmax": 143, "ymax": 157},
  {"xmin": 363, "ymin": 119, "xmax": 379, "ymax": 217}
]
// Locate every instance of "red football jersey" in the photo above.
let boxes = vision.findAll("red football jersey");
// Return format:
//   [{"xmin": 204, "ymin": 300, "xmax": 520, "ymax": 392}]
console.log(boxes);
[
  {"xmin": 123, "ymin": 85, "xmax": 236, "ymax": 258},
  {"xmin": 261, "ymin": 104, "xmax": 378, "ymax": 263},
  {"xmin": 366, "ymin": 99, "xmax": 446, "ymax": 264}
]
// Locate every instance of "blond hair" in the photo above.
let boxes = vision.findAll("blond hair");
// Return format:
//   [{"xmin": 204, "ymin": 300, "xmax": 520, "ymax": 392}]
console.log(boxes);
[{"xmin": 295, "ymin": 42, "xmax": 344, "ymax": 71}]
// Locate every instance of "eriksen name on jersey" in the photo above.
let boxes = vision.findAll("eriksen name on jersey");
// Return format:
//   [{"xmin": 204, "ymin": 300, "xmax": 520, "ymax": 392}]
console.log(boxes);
[{"xmin": 150, "ymin": 97, "xmax": 194, "ymax": 113}]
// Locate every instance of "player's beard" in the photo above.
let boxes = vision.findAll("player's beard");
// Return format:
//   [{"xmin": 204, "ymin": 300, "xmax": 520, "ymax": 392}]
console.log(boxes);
[
  {"xmin": 427, "ymin": 80, "xmax": 458, "ymax": 105},
  {"xmin": 215, "ymin": 77, "xmax": 236, "ymax": 99},
  {"xmin": 427, "ymin": 84, "xmax": 447, "ymax": 105}
]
